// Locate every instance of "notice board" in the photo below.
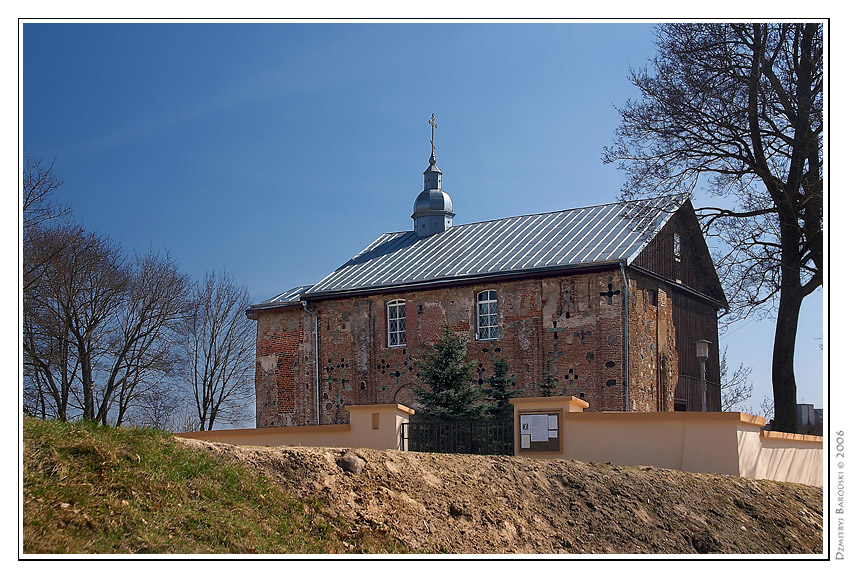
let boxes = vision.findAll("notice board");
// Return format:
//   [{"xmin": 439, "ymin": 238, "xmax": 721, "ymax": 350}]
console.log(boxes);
[{"xmin": 518, "ymin": 411, "xmax": 561, "ymax": 453}]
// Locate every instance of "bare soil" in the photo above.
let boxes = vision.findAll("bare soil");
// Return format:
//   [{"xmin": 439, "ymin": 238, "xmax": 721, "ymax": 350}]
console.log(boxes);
[{"xmin": 178, "ymin": 439, "xmax": 823, "ymax": 555}]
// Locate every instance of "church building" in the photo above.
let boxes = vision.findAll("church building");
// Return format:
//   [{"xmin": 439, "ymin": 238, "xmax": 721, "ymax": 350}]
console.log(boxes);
[{"xmin": 247, "ymin": 124, "xmax": 727, "ymax": 427}]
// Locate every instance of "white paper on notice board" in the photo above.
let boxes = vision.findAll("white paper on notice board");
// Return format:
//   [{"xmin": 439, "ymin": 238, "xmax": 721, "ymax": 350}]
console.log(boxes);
[
  {"xmin": 548, "ymin": 415, "xmax": 558, "ymax": 430},
  {"xmin": 529, "ymin": 414, "xmax": 548, "ymax": 442},
  {"xmin": 521, "ymin": 434, "xmax": 531, "ymax": 449}
]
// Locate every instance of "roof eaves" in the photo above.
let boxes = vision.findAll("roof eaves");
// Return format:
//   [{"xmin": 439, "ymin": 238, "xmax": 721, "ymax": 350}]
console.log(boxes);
[
  {"xmin": 245, "ymin": 284, "xmax": 314, "ymax": 318},
  {"xmin": 245, "ymin": 300, "xmax": 303, "ymax": 319},
  {"xmin": 626, "ymin": 264, "xmax": 728, "ymax": 309},
  {"xmin": 300, "ymin": 260, "xmax": 622, "ymax": 301}
]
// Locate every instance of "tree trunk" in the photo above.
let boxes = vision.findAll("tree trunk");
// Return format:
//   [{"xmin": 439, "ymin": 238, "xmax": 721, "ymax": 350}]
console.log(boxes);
[
  {"xmin": 115, "ymin": 405, "xmax": 126, "ymax": 427},
  {"xmin": 771, "ymin": 206, "xmax": 804, "ymax": 434},
  {"xmin": 771, "ymin": 284, "xmax": 802, "ymax": 433},
  {"xmin": 79, "ymin": 347, "xmax": 96, "ymax": 422}
]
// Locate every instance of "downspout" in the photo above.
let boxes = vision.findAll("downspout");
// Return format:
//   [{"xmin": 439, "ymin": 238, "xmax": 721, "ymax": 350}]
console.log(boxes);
[
  {"xmin": 620, "ymin": 261, "xmax": 630, "ymax": 412},
  {"xmin": 715, "ymin": 307, "xmax": 731, "ymax": 410},
  {"xmin": 656, "ymin": 280, "xmax": 661, "ymax": 411},
  {"xmin": 302, "ymin": 301, "xmax": 320, "ymax": 425}
]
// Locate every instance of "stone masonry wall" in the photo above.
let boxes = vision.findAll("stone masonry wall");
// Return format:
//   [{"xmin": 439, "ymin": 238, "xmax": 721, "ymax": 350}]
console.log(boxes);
[
  {"xmin": 627, "ymin": 272, "xmax": 678, "ymax": 413},
  {"xmin": 254, "ymin": 269, "xmax": 671, "ymax": 427}
]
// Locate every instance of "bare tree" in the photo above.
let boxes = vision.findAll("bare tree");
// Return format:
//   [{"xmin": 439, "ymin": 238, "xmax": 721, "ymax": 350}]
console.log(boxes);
[
  {"xmin": 23, "ymin": 225, "xmax": 124, "ymax": 421},
  {"xmin": 22, "ymin": 155, "xmax": 72, "ymax": 299},
  {"xmin": 181, "ymin": 271, "xmax": 255, "ymax": 430},
  {"xmin": 23, "ymin": 306, "xmax": 76, "ymax": 421},
  {"xmin": 22, "ymin": 159, "xmax": 189, "ymax": 426},
  {"xmin": 171, "ymin": 405, "xmax": 202, "ymax": 433},
  {"xmin": 23, "ymin": 155, "xmax": 69, "ymax": 231},
  {"xmin": 759, "ymin": 395, "xmax": 775, "ymax": 424},
  {"xmin": 23, "ymin": 156, "xmax": 77, "ymax": 418},
  {"xmin": 100, "ymin": 250, "xmax": 189, "ymax": 425},
  {"xmin": 124, "ymin": 385, "xmax": 184, "ymax": 430},
  {"xmin": 603, "ymin": 23, "xmax": 822, "ymax": 432},
  {"xmin": 23, "ymin": 226, "xmax": 188, "ymax": 425},
  {"xmin": 62, "ymin": 232, "xmax": 128, "ymax": 422},
  {"xmin": 719, "ymin": 348, "xmax": 754, "ymax": 412}
]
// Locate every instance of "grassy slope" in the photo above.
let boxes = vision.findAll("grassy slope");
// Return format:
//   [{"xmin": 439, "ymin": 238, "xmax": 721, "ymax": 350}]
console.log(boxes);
[{"xmin": 22, "ymin": 417, "xmax": 403, "ymax": 554}]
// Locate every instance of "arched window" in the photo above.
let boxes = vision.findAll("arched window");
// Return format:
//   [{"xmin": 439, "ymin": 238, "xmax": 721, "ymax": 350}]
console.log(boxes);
[
  {"xmin": 387, "ymin": 299, "xmax": 406, "ymax": 347},
  {"xmin": 477, "ymin": 290, "xmax": 499, "ymax": 340}
]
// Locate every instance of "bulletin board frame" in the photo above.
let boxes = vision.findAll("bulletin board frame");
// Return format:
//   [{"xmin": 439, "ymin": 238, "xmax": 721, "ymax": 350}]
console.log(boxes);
[{"xmin": 517, "ymin": 409, "xmax": 563, "ymax": 453}]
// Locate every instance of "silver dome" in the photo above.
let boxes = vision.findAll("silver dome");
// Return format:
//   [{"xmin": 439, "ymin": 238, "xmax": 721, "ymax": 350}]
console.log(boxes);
[{"xmin": 412, "ymin": 189, "xmax": 454, "ymax": 218}]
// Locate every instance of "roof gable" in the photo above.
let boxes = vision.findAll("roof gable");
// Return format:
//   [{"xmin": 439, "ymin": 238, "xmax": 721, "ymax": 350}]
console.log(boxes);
[{"xmin": 631, "ymin": 199, "xmax": 728, "ymax": 307}]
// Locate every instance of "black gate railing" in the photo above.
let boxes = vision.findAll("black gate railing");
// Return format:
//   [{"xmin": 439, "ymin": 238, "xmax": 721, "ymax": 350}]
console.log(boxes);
[{"xmin": 401, "ymin": 418, "xmax": 514, "ymax": 455}]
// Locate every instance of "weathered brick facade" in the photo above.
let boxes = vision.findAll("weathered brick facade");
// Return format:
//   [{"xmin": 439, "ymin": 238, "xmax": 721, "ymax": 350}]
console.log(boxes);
[
  {"xmin": 254, "ymin": 267, "xmax": 691, "ymax": 427},
  {"xmin": 627, "ymin": 272, "xmax": 678, "ymax": 413}
]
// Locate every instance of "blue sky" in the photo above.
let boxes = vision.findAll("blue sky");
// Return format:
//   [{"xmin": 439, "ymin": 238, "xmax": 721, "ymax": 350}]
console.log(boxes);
[{"xmin": 21, "ymin": 22, "xmax": 824, "ymax": 412}]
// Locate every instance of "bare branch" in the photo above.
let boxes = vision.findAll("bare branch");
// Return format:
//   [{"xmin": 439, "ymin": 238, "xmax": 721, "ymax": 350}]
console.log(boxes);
[
  {"xmin": 180, "ymin": 271, "xmax": 255, "ymax": 430},
  {"xmin": 23, "ymin": 155, "xmax": 70, "ymax": 230}
]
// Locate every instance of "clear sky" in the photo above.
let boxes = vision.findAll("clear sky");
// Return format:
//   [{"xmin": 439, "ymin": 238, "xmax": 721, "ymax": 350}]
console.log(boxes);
[{"xmin": 21, "ymin": 21, "xmax": 825, "ymax": 414}]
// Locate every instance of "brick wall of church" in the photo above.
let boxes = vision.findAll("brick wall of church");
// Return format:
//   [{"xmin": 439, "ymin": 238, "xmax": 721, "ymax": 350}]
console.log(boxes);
[
  {"xmin": 255, "ymin": 306, "xmax": 311, "ymax": 427},
  {"xmin": 626, "ymin": 272, "xmax": 678, "ymax": 412},
  {"xmin": 255, "ymin": 268, "xmax": 681, "ymax": 427}
]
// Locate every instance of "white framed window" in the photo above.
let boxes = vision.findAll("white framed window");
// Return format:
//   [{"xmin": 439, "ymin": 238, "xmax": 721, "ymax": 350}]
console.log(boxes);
[
  {"xmin": 476, "ymin": 290, "xmax": 499, "ymax": 340},
  {"xmin": 387, "ymin": 299, "xmax": 406, "ymax": 347}
]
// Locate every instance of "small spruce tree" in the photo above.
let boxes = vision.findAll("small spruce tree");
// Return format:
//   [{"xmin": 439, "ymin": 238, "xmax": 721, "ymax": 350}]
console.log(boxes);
[
  {"xmin": 413, "ymin": 321, "xmax": 487, "ymax": 420},
  {"xmin": 483, "ymin": 357, "xmax": 520, "ymax": 418},
  {"xmin": 538, "ymin": 364, "xmax": 560, "ymax": 397}
]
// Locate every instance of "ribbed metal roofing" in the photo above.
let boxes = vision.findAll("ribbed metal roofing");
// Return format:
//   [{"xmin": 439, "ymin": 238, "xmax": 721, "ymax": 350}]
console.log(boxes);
[
  {"xmin": 252, "ymin": 285, "xmax": 313, "ymax": 310},
  {"xmin": 297, "ymin": 194, "xmax": 687, "ymax": 299}
]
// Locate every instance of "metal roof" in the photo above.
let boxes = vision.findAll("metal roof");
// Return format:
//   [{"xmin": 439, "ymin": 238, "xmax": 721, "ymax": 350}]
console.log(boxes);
[
  {"xmin": 296, "ymin": 194, "xmax": 688, "ymax": 299},
  {"xmin": 249, "ymin": 284, "xmax": 313, "ymax": 312}
]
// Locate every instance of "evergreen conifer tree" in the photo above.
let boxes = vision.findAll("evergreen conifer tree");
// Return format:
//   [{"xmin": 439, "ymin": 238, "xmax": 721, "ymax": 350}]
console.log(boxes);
[
  {"xmin": 538, "ymin": 364, "xmax": 560, "ymax": 397},
  {"xmin": 413, "ymin": 321, "xmax": 487, "ymax": 420},
  {"xmin": 483, "ymin": 357, "xmax": 520, "ymax": 418}
]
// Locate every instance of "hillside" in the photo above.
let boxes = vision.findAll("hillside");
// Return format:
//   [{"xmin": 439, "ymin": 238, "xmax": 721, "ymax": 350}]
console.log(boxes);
[
  {"xmin": 23, "ymin": 418, "xmax": 823, "ymax": 555},
  {"xmin": 22, "ymin": 418, "xmax": 402, "ymax": 554},
  {"xmin": 184, "ymin": 438, "xmax": 823, "ymax": 554}
]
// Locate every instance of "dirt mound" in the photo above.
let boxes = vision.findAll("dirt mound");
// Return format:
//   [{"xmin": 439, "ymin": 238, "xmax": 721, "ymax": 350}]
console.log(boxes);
[{"xmin": 178, "ymin": 439, "xmax": 822, "ymax": 554}]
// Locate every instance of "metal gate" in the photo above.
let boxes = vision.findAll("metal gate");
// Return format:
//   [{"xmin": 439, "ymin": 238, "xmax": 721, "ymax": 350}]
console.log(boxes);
[{"xmin": 401, "ymin": 418, "xmax": 514, "ymax": 455}]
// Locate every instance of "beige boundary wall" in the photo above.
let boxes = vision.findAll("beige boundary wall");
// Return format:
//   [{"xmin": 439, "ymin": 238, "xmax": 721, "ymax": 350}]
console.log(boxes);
[
  {"xmin": 177, "ymin": 404, "xmax": 415, "ymax": 450},
  {"xmin": 510, "ymin": 396, "xmax": 823, "ymax": 487},
  {"xmin": 744, "ymin": 430, "xmax": 824, "ymax": 487},
  {"xmin": 179, "ymin": 397, "xmax": 821, "ymax": 487}
]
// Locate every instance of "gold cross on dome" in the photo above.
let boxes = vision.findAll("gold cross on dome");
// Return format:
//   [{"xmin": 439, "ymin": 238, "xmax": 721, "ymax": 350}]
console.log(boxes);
[{"xmin": 429, "ymin": 113, "xmax": 437, "ymax": 157}]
